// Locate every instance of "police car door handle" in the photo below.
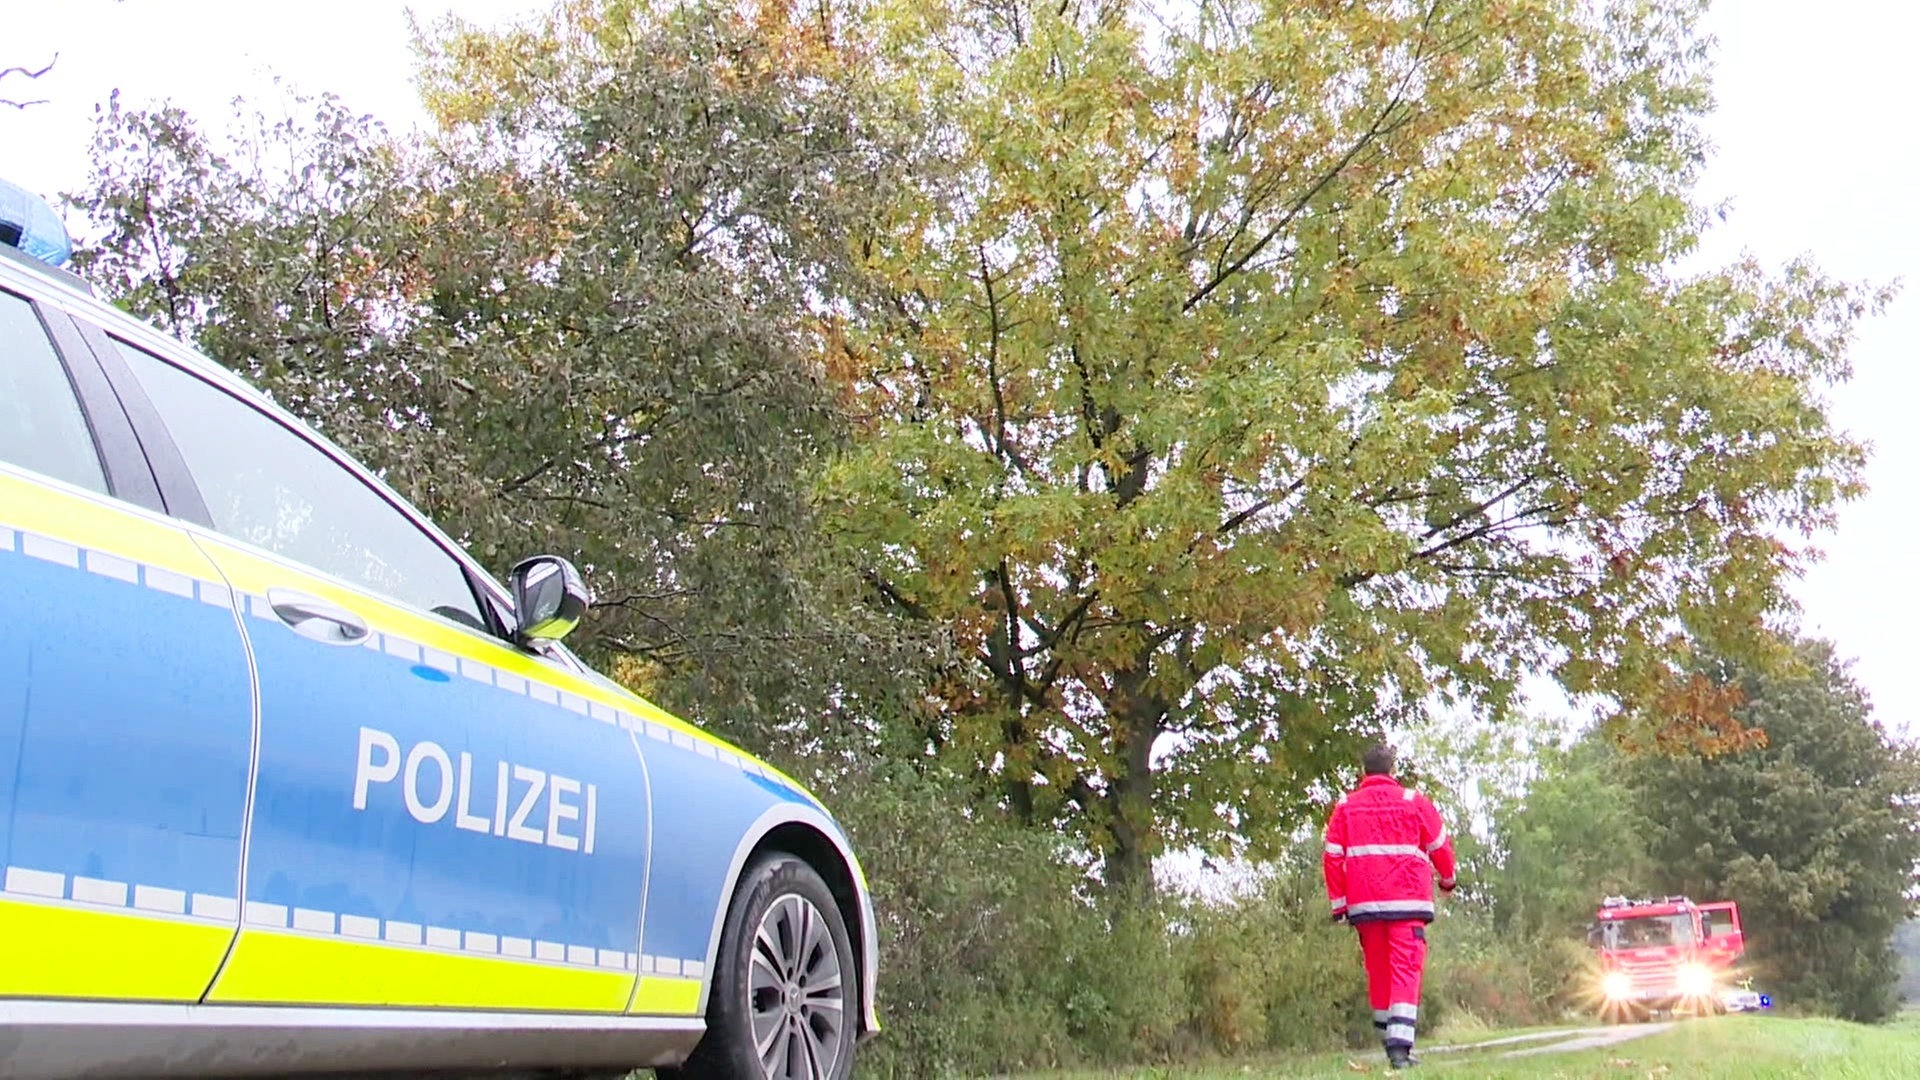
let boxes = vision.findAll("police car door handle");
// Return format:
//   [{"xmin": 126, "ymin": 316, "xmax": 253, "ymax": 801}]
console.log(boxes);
[{"xmin": 266, "ymin": 587, "xmax": 372, "ymax": 646}]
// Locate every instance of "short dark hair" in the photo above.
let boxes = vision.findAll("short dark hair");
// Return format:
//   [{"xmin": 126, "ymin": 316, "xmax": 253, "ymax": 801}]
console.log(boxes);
[{"xmin": 1362, "ymin": 744, "xmax": 1396, "ymax": 776}]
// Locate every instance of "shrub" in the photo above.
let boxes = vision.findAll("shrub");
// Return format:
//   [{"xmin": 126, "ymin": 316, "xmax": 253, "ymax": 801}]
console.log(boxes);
[
  {"xmin": 1174, "ymin": 864, "xmax": 1371, "ymax": 1056},
  {"xmin": 826, "ymin": 765, "xmax": 1185, "ymax": 1077}
]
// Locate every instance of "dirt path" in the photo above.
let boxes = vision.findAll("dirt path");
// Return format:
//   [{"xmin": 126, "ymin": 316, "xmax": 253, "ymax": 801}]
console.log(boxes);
[
  {"xmin": 1424, "ymin": 1022, "xmax": 1675, "ymax": 1060},
  {"xmin": 1496, "ymin": 1022, "xmax": 1674, "ymax": 1057}
]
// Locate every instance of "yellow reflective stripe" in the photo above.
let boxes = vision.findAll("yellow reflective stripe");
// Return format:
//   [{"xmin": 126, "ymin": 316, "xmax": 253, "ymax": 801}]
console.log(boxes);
[
  {"xmin": 207, "ymin": 930, "xmax": 633, "ymax": 1011},
  {"xmin": 188, "ymin": 531, "xmax": 812, "ymax": 797},
  {"xmin": 0, "ymin": 471, "xmax": 220, "ymax": 582},
  {"xmin": 0, "ymin": 897, "xmax": 233, "ymax": 1001},
  {"xmin": 189, "ymin": 535, "xmax": 541, "ymax": 675},
  {"xmin": 197, "ymin": 536, "xmax": 669, "ymax": 717},
  {"xmin": 628, "ymin": 976, "xmax": 703, "ymax": 1016}
]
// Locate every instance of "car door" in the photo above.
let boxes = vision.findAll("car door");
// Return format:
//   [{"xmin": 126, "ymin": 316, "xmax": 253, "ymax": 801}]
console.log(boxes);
[
  {"xmin": 0, "ymin": 286, "xmax": 252, "ymax": 1002},
  {"xmin": 96, "ymin": 332, "xmax": 653, "ymax": 1014},
  {"xmin": 1700, "ymin": 901, "xmax": 1743, "ymax": 966}
]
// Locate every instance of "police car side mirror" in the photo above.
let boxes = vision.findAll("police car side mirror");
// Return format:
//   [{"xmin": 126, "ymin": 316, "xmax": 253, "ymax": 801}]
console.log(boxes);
[{"xmin": 509, "ymin": 555, "xmax": 591, "ymax": 646}]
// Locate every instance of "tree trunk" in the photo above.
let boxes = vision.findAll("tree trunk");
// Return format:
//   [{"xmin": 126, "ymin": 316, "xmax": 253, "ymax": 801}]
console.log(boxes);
[{"xmin": 1102, "ymin": 669, "xmax": 1163, "ymax": 901}]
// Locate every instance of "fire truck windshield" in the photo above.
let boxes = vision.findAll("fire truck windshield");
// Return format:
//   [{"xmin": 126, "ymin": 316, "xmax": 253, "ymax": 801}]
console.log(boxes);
[{"xmin": 1598, "ymin": 914, "xmax": 1695, "ymax": 949}]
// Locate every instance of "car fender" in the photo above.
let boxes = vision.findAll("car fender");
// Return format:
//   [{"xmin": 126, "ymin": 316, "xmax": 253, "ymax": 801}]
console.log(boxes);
[{"xmin": 699, "ymin": 802, "xmax": 879, "ymax": 1036}]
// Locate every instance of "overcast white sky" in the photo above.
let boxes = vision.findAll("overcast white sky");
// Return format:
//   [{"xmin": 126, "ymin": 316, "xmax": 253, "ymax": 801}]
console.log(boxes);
[{"xmin": 4, "ymin": 1, "xmax": 1916, "ymax": 737}]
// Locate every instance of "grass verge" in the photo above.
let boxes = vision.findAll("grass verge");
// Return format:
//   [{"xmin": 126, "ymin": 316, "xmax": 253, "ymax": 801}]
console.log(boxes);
[{"xmin": 1000, "ymin": 1014, "xmax": 1920, "ymax": 1079}]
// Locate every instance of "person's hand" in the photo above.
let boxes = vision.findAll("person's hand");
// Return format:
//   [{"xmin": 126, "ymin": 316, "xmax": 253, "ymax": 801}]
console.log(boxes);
[
  {"xmin": 1439, "ymin": 876, "xmax": 1458, "ymax": 894},
  {"xmin": 1331, "ymin": 910, "xmax": 1347, "ymax": 924}
]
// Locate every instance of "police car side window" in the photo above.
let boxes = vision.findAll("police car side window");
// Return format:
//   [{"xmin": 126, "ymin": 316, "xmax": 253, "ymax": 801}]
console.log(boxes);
[
  {"xmin": 115, "ymin": 344, "xmax": 486, "ymax": 630},
  {"xmin": 0, "ymin": 290, "xmax": 107, "ymax": 494}
]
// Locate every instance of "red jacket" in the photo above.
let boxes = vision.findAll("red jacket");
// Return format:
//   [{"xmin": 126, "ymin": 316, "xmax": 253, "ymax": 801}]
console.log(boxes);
[{"xmin": 1323, "ymin": 774, "xmax": 1457, "ymax": 924}]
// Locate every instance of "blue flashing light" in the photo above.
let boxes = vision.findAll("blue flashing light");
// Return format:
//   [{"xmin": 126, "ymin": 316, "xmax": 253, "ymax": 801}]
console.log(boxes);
[
  {"xmin": 0, "ymin": 177, "xmax": 74, "ymax": 268},
  {"xmin": 1759, "ymin": 994, "xmax": 1772, "ymax": 1009}
]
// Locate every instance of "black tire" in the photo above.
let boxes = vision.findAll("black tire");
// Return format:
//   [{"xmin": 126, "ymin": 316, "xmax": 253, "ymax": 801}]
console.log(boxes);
[{"xmin": 660, "ymin": 853, "xmax": 858, "ymax": 1080}]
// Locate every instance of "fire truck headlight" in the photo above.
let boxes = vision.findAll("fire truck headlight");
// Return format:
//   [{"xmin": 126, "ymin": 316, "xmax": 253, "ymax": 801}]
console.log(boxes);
[
  {"xmin": 1678, "ymin": 964, "xmax": 1713, "ymax": 996},
  {"xmin": 1602, "ymin": 972, "xmax": 1632, "ymax": 1000}
]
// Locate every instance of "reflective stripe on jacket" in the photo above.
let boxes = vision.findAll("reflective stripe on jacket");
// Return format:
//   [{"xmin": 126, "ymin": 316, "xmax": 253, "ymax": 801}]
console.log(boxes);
[{"xmin": 1323, "ymin": 774, "xmax": 1457, "ymax": 924}]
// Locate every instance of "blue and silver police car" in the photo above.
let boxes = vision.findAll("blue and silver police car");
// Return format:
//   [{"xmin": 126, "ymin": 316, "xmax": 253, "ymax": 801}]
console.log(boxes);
[{"xmin": 0, "ymin": 178, "xmax": 877, "ymax": 1079}]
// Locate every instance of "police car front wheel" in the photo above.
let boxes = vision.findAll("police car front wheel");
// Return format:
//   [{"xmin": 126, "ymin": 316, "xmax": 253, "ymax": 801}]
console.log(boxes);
[{"xmin": 663, "ymin": 853, "xmax": 857, "ymax": 1080}]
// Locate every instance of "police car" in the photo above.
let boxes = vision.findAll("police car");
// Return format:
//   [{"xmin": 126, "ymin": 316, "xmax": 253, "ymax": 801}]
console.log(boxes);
[{"xmin": 0, "ymin": 178, "xmax": 877, "ymax": 1079}]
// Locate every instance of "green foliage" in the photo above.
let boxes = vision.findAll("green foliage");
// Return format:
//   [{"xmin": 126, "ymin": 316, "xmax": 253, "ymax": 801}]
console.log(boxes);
[
  {"xmin": 1423, "ymin": 906, "xmax": 1593, "ymax": 1024},
  {"xmin": 1483, "ymin": 741, "xmax": 1656, "ymax": 941},
  {"xmin": 1621, "ymin": 641, "xmax": 1920, "ymax": 1022},
  {"xmin": 69, "ymin": 1, "xmax": 927, "ymax": 750},
  {"xmin": 831, "ymin": 0, "xmax": 1882, "ymax": 892},
  {"xmin": 824, "ymin": 787, "xmax": 1566, "ymax": 1077},
  {"xmin": 824, "ymin": 763, "xmax": 1188, "ymax": 1078},
  {"xmin": 1178, "ymin": 857, "xmax": 1371, "ymax": 1055}
]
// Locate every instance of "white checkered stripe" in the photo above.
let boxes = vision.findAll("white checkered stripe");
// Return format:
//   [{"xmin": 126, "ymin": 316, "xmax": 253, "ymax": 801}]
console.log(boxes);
[
  {"xmin": 4, "ymin": 863, "xmax": 703, "ymax": 977},
  {"xmin": 5, "ymin": 522, "xmax": 239, "ymax": 611},
  {"xmin": 3, "ymin": 865, "xmax": 236, "ymax": 920},
  {"xmin": 0, "ymin": 521, "xmax": 794, "ymax": 786},
  {"xmin": 234, "ymin": 896, "xmax": 649, "ymax": 972}
]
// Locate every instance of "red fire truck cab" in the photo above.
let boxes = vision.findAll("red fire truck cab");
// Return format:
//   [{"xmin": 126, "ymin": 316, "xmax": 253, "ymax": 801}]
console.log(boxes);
[{"xmin": 1588, "ymin": 895, "xmax": 1744, "ymax": 1018}]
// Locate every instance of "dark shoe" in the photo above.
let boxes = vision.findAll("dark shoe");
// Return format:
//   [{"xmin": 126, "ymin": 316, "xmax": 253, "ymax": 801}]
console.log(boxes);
[{"xmin": 1386, "ymin": 1046, "xmax": 1414, "ymax": 1069}]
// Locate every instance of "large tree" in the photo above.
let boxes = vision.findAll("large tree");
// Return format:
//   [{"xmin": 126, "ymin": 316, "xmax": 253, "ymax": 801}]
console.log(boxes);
[
  {"xmin": 71, "ymin": 0, "xmax": 924, "ymax": 751},
  {"xmin": 1625, "ymin": 641, "xmax": 1920, "ymax": 1021},
  {"xmin": 827, "ymin": 0, "xmax": 1882, "ymax": 892}
]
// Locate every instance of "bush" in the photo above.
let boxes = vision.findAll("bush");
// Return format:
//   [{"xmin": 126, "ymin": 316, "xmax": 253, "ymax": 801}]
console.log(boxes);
[
  {"xmin": 1174, "ymin": 864, "xmax": 1372, "ymax": 1056},
  {"xmin": 826, "ymin": 765, "xmax": 1185, "ymax": 1078}
]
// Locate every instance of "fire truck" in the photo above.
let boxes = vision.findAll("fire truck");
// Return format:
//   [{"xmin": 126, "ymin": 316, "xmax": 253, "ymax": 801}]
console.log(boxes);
[{"xmin": 1587, "ymin": 895, "xmax": 1747, "ymax": 1019}]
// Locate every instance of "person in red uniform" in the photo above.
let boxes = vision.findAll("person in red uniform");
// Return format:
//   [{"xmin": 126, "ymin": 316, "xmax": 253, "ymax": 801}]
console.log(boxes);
[{"xmin": 1323, "ymin": 744, "xmax": 1457, "ymax": 1070}]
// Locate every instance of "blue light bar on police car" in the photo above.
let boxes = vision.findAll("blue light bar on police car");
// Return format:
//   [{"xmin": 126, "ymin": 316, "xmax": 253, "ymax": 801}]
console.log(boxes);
[{"xmin": 0, "ymin": 176, "xmax": 74, "ymax": 268}]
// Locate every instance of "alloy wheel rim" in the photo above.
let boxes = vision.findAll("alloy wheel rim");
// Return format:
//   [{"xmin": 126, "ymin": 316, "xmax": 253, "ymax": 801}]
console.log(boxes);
[{"xmin": 748, "ymin": 893, "xmax": 845, "ymax": 1080}]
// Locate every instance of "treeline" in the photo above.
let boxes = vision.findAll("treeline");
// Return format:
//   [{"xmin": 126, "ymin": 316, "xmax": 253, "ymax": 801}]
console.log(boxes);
[
  {"xmin": 1895, "ymin": 923, "xmax": 1920, "ymax": 1003},
  {"xmin": 61, "ymin": 0, "xmax": 1914, "ymax": 1073},
  {"xmin": 1469, "ymin": 643, "xmax": 1920, "ymax": 1026}
]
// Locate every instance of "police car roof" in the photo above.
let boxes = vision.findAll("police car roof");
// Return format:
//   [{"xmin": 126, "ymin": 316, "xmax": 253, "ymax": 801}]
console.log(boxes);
[
  {"xmin": 0, "ymin": 233, "xmax": 93, "ymax": 295},
  {"xmin": 0, "ymin": 230, "xmax": 262, "ymax": 400}
]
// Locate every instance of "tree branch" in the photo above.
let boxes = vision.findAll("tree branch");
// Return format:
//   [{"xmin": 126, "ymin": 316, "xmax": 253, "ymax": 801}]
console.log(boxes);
[
  {"xmin": 1411, "ymin": 498, "xmax": 1570, "ymax": 562},
  {"xmin": 1184, "ymin": 2, "xmax": 1444, "ymax": 312},
  {"xmin": 1217, "ymin": 471, "xmax": 1309, "ymax": 536},
  {"xmin": 1016, "ymin": 590, "xmax": 1100, "ymax": 660},
  {"xmin": 1415, "ymin": 474, "xmax": 1538, "ymax": 543},
  {"xmin": 862, "ymin": 569, "xmax": 931, "ymax": 621},
  {"xmin": 977, "ymin": 246, "xmax": 1032, "ymax": 472},
  {"xmin": 0, "ymin": 55, "xmax": 55, "ymax": 110}
]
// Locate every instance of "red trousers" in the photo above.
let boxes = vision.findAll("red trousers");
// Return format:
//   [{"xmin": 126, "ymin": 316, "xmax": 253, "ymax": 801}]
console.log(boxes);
[{"xmin": 1357, "ymin": 920, "xmax": 1427, "ymax": 1050}]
